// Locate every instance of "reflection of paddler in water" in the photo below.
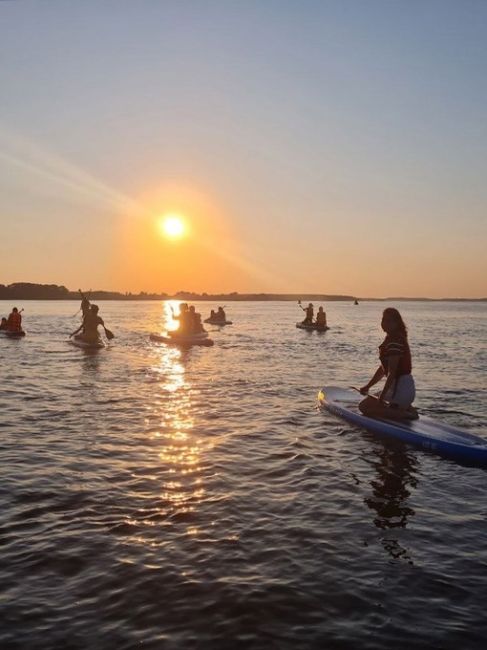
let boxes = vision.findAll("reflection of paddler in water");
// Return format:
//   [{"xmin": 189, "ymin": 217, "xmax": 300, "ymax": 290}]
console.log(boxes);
[{"xmin": 364, "ymin": 440, "xmax": 418, "ymax": 562}]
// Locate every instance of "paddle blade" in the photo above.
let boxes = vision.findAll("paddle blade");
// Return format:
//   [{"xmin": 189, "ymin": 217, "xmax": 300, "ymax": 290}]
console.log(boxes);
[{"xmin": 104, "ymin": 328, "xmax": 115, "ymax": 340}]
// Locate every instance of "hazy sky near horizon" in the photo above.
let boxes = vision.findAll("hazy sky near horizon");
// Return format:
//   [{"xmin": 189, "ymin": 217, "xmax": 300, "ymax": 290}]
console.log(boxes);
[{"xmin": 1, "ymin": 0, "xmax": 486, "ymax": 297}]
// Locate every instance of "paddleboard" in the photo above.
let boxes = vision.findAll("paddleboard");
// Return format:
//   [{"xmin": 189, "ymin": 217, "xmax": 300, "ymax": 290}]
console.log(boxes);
[
  {"xmin": 318, "ymin": 385, "xmax": 487, "ymax": 466},
  {"xmin": 69, "ymin": 336, "xmax": 105, "ymax": 350},
  {"xmin": 150, "ymin": 333, "xmax": 214, "ymax": 347},
  {"xmin": 204, "ymin": 318, "xmax": 233, "ymax": 325},
  {"xmin": 168, "ymin": 330, "xmax": 208, "ymax": 339},
  {"xmin": 296, "ymin": 322, "xmax": 329, "ymax": 331},
  {"xmin": 0, "ymin": 330, "xmax": 26, "ymax": 338}
]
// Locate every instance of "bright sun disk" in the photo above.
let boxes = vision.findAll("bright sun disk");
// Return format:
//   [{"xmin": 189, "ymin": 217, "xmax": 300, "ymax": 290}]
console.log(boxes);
[{"xmin": 159, "ymin": 215, "xmax": 186, "ymax": 239}]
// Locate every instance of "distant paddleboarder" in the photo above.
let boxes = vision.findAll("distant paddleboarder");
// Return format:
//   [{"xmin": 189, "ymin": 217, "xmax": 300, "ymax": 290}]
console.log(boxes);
[
  {"xmin": 189, "ymin": 305, "xmax": 205, "ymax": 333},
  {"xmin": 315, "ymin": 307, "xmax": 327, "ymax": 328},
  {"xmin": 298, "ymin": 301, "xmax": 314, "ymax": 325},
  {"xmin": 79, "ymin": 289, "xmax": 91, "ymax": 319},
  {"xmin": 70, "ymin": 301, "xmax": 114, "ymax": 343},
  {"xmin": 216, "ymin": 306, "xmax": 226, "ymax": 322},
  {"xmin": 6, "ymin": 307, "xmax": 22, "ymax": 332}
]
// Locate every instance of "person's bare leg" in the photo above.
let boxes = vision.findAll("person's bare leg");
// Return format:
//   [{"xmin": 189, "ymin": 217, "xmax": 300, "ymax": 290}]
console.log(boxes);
[
  {"xmin": 380, "ymin": 406, "xmax": 418, "ymax": 421},
  {"xmin": 360, "ymin": 396, "xmax": 418, "ymax": 421},
  {"xmin": 359, "ymin": 396, "xmax": 384, "ymax": 416}
]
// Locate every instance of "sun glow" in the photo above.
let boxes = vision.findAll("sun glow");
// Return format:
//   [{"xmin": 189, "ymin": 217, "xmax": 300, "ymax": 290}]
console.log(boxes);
[{"xmin": 159, "ymin": 214, "xmax": 186, "ymax": 239}]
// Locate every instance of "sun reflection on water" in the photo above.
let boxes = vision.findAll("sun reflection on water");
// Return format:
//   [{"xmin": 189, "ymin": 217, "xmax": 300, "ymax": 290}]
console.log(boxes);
[
  {"xmin": 164, "ymin": 299, "xmax": 181, "ymax": 334},
  {"xmin": 144, "ymin": 337, "xmax": 212, "ymax": 530}
]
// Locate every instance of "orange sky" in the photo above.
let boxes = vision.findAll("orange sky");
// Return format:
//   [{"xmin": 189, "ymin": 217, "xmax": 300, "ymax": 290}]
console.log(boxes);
[{"xmin": 1, "ymin": 2, "xmax": 486, "ymax": 298}]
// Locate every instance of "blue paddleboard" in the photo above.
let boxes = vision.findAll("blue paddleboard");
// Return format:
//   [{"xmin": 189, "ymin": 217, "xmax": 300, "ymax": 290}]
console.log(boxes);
[{"xmin": 318, "ymin": 386, "xmax": 487, "ymax": 466}]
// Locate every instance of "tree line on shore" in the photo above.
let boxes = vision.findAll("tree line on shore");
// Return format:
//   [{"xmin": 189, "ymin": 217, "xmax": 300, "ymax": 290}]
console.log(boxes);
[
  {"xmin": 0, "ymin": 282, "xmax": 357, "ymax": 302},
  {"xmin": 1, "ymin": 282, "xmax": 484, "ymax": 302}
]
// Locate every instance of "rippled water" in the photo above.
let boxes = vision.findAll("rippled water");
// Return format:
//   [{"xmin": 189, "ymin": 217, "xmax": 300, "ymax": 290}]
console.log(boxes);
[{"xmin": 1, "ymin": 300, "xmax": 486, "ymax": 649}]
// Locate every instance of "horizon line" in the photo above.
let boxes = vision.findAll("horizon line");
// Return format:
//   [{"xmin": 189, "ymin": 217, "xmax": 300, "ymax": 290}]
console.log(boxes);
[{"xmin": 0, "ymin": 282, "xmax": 486, "ymax": 302}]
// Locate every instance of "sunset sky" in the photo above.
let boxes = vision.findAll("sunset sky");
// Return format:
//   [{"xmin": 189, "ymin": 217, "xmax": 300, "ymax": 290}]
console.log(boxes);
[{"xmin": 1, "ymin": 0, "xmax": 486, "ymax": 298}]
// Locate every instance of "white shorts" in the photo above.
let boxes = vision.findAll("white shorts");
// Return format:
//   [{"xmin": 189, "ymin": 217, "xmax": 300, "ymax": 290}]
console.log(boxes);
[{"xmin": 383, "ymin": 374, "xmax": 416, "ymax": 408}]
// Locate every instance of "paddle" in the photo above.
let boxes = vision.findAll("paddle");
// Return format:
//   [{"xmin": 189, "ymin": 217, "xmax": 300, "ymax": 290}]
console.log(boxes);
[
  {"xmin": 69, "ymin": 325, "xmax": 113, "ymax": 340},
  {"xmin": 83, "ymin": 290, "xmax": 113, "ymax": 339},
  {"xmin": 349, "ymin": 385, "xmax": 369, "ymax": 395},
  {"xmin": 103, "ymin": 326, "xmax": 114, "ymax": 340},
  {"xmin": 73, "ymin": 289, "xmax": 91, "ymax": 318}
]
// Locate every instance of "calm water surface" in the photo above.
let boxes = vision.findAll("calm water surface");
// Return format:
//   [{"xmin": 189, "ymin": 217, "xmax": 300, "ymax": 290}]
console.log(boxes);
[{"xmin": 1, "ymin": 300, "xmax": 486, "ymax": 649}]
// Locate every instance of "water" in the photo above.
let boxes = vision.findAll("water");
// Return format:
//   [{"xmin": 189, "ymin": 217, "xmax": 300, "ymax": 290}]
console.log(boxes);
[{"xmin": 1, "ymin": 300, "xmax": 486, "ymax": 650}]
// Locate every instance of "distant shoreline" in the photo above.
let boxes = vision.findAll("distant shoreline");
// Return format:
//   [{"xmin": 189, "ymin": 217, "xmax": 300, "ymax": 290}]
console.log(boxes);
[{"xmin": 0, "ymin": 283, "xmax": 485, "ymax": 302}]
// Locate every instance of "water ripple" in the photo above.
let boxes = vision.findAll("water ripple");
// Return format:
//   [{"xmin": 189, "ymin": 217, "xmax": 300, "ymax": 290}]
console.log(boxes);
[{"xmin": 0, "ymin": 300, "xmax": 486, "ymax": 649}]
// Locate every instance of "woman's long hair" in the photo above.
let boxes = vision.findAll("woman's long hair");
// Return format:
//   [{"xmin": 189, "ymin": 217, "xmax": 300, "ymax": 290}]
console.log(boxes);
[{"xmin": 383, "ymin": 307, "xmax": 408, "ymax": 337}]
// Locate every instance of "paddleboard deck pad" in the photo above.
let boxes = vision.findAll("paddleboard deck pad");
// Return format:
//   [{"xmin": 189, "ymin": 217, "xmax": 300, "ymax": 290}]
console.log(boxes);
[{"xmin": 319, "ymin": 385, "xmax": 487, "ymax": 466}]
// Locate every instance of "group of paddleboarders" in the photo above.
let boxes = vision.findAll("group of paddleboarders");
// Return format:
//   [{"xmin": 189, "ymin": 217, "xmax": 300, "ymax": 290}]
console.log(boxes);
[
  {"xmin": 172, "ymin": 303, "xmax": 205, "ymax": 336},
  {"xmin": 208, "ymin": 306, "xmax": 227, "ymax": 323},
  {"xmin": 359, "ymin": 307, "xmax": 417, "ymax": 421},
  {"xmin": 3, "ymin": 294, "xmax": 416, "ymax": 423},
  {"xmin": 299, "ymin": 302, "xmax": 327, "ymax": 328},
  {"xmin": 0, "ymin": 307, "xmax": 23, "ymax": 333}
]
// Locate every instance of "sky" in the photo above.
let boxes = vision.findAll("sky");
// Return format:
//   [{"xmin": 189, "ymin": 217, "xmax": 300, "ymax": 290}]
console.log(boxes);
[{"xmin": 0, "ymin": 0, "xmax": 486, "ymax": 298}]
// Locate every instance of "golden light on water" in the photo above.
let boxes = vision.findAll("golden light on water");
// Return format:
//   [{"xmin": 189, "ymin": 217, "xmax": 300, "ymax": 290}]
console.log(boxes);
[
  {"xmin": 143, "ymin": 332, "xmax": 214, "ymax": 536},
  {"xmin": 155, "ymin": 351, "xmax": 206, "ymax": 517},
  {"xmin": 159, "ymin": 214, "xmax": 186, "ymax": 239},
  {"xmin": 164, "ymin": 300, "xmax": 181, "ymax": 333}
]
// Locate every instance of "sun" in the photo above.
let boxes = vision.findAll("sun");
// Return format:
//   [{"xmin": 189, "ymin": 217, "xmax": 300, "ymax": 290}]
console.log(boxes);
[{"xmin": 159, "ymin": 214, "xmax": 186, "ymax": 239}]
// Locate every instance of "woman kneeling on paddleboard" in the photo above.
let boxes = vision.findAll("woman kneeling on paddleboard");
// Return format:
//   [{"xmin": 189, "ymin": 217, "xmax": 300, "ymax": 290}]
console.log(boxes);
[{"xmin": 359, "ymin": 308, "xmax": 417, "ymax": 420}]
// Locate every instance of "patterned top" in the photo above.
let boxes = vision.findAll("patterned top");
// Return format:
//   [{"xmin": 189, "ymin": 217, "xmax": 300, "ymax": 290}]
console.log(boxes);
[{"xmin": 379, "ymin": 334, "xmax": 412, "ymax": 376}]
